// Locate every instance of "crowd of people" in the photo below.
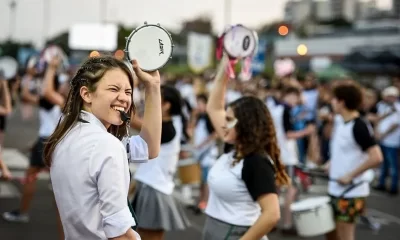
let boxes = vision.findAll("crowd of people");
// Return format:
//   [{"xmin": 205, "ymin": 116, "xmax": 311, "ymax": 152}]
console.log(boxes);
[{"xmin": 0, "ymin": 47, "xmax": 399, "ymax": 240}]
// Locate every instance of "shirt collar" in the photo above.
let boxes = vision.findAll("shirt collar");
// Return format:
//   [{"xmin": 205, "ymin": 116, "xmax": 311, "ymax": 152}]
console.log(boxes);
[{"xmin": 80, "ymin": 110, "xmax": 107, "ymax": 132}]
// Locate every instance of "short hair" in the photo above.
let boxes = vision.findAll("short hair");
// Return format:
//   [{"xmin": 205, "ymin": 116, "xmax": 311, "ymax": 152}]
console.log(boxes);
[
  {"xmin": 332, "ymin": 81, "xmax": 363, "ymax": 110},
  {"xmin": 282, "ymin": 87, "xmax": 301, "ymax": 97}
]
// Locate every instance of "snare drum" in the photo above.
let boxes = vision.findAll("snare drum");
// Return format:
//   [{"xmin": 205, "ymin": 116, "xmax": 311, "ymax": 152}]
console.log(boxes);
[
  {"xmin": 125, "ymin": 22, "xmax": 174, "ymax": 72},
  {"xmin": 222, "ymin": 25, "xmax": 257, "ymax": 59},
  {"xmin": 291, "ymin": 196, "xmax": 335, "ymax": 237}
]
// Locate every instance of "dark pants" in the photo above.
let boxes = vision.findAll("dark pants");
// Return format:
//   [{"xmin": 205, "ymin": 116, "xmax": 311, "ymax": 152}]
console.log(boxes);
[{"xmin": 378, "ymin": 145, "xmax": 399, "ymax": 191}]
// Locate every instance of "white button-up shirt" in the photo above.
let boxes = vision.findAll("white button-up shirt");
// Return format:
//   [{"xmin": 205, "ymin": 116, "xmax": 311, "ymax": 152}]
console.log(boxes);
[{"xmin": 51, "ymin": 111, "xmax": 148, "ymax": 240}]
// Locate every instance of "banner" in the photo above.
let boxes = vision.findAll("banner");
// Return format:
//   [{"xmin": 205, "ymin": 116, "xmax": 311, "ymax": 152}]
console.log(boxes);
[
  {"xmin": 251, "ymin": 38, "xmax": 267, "ymax": 75},
  {"xmin": 187, "ymin": 32, "xmax": 213, "ymax": 74}
]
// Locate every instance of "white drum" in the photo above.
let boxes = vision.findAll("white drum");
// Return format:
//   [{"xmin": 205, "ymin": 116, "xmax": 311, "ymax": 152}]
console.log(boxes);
[
  {"xmin": 0, "ymin": 56, "xmax": 18, "ymax": 80},
  {"xmin": 291, "ymin": 196, "xmax": 335, "ymax": 237},
  {"xmin": 125, "ymin": 22, "xmax": 173, "ymax": 72}
]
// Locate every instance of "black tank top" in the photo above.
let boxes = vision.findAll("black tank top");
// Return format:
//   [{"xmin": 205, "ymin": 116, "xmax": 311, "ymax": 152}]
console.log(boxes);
[{"xmin": 39, "ymin": 75, "xmax": 60, "ymax": 111}]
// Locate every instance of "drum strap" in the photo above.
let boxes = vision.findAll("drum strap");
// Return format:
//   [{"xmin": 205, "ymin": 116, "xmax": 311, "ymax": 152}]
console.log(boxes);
[
  {"xmin": 127, "ymin": 139, "xmax": 139, "ymax": 230},
  {"xmin": 223, "ymin": 225, "xmax": 234, "ymax": 240},
  {"xmin": 339, "ymin": 181, "xmax": 366, "ymax": 198}
]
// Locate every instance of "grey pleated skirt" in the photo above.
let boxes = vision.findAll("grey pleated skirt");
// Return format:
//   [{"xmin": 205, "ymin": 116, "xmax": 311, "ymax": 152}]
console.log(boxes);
[
  {"xmin": 202, "ymin": 216, "xmax": 269, "ymax": 240},
  {"xmin": 131, "ymin": 181, "xmax": 191, "ymax": 231}
]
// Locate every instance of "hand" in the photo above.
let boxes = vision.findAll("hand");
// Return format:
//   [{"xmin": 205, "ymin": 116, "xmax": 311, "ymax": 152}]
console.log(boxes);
[
  {"xmin": 49, "ymin": 56, "xmax": 61, "ymax": 69},
  {"xmin": 131, "ymin": 60, "xmax": 160, "ymax": 87},
  {"xmin": 321, "ymin": 162, "xmax": 330, "ymax": 173},
  {"xmin": 1, "ymin": 168, "xmax": 12, "ymax": 181},
  {"xmin": 337, "ymin": 174, "xmax": 353, "ymax": 185}
]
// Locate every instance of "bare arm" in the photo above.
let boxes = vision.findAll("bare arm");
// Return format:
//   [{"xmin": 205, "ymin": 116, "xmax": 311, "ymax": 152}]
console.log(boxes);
[
  {"xmin": 206, "ymin": 56, "xmax": 230, "ymax": 139},
  {"xmin": 348, "ymin": 145, "xmax": 383, "ymax": 179},
  {"xmin": 42, "ymin": 59, "xmax": 65, "ymax": 108},
  {"xmin": 240, "ymin": 194, "xmax": 280, "ymax": 240},
  {"xmin": 109, "ymin": 229, "xmax": 137, "ymax": 240},
  {"xmin": 132, "ymin": 61, "xmax": 162, "ymax": 159},
  {"xmin": 0, "ymin": 80, "xmax": 13, "ymax": 115},
  {"xmin": 21, "ymin": 77, "xmax": 39, "ymax": 104}
]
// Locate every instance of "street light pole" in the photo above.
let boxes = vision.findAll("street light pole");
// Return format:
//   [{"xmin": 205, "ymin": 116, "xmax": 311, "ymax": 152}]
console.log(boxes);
[
  {"xmin": 224, "ymin": 0, "xmax": 232, "ymax": 27},
  {"xmin": 42, "ymin": 0, "xmax": 50, "ymax": 47},
  {"xmin": 100, "ymin": 0, "xmax": 107, "ymax": 23},
  {"xmin": 9, "ymin": 0, "xmax": 17, "ymax": 40}
]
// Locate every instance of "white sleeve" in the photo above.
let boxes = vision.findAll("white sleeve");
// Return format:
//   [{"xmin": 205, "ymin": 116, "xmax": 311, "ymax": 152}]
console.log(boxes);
[
  {"xmin": 89, "ymin": 138, "xmax": 135, "ymax": 238},
  {"xmin": 127, "ymin": 136, "xmax": 149, "ymax": 163}
]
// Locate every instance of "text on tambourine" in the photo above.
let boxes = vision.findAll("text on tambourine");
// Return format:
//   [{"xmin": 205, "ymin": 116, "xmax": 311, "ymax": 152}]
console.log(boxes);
[{"xmin": 159, "ymin": 39, "xmax": 164, "ymax": 56}]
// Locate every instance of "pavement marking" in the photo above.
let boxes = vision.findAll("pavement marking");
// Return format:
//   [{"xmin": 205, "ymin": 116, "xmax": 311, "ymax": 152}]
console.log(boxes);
[
  {"xmin": 0, "ymin": 182, "xmax": 21, "ymax": 198},
  {"xmin": 367, "ymin": 209, "xmax": 400, "ymax": 226},
  {"xmin": 2, "ymin": 148, "xmax": 29, "ymax": 170}
]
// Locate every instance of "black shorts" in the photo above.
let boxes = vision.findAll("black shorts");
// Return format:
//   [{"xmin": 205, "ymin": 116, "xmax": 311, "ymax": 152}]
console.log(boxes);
[
  {"xmin": 30, "ymin": 137, "xmax": 47, "ymax": 168},
  {"xmin": 0, "ymin": 116, "xmax": 7, "ymax": 131}
]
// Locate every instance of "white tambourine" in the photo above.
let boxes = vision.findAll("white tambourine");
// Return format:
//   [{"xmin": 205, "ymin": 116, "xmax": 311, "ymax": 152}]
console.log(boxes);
[
  {"xmin": 0, "ymin": 56, "xmax": 18, "ymax": 80},
  {"xmin": 223, "ymin": 25, "xmax": 257, "ymax": 59},
  {"xmin": 39, "ymin": 45, "xmax": 70, "ymax": 74},
  {"xmin": 125, "ymin": 22, "xmax": 174, "ymax": 72}
]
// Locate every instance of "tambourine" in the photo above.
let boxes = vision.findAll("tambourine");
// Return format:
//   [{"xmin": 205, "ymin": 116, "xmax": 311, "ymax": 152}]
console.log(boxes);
[
  {"xmin": 38, "ymin": 45, "xmax": 70, "ymax": 74},
  {"xmin": 125, "ymin": 22, "xmax": 174, "ymax": 72},
  {"xmin": 216, "ymin": 24, "xmax": 258, "ymax": 81},
  {"xmin": 0, "ymin": 56, "xmax": 18, "ymax": 80},
  {"xmin": 222, "ymin": 25, "xmax": 257, "ymax": 59}
]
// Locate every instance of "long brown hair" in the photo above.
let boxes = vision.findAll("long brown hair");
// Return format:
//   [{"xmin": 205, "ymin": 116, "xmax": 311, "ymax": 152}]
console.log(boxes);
[
  {"xmin": 43, "ymin": 56, "xmax": 135, "ymax": 167},
  {"xmin": 229, "ymin": 96, "xmax": 291, "ymax": 186}
]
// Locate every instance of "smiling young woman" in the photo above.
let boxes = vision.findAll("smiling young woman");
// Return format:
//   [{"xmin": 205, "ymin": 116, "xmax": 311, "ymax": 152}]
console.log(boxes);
[{"xmin": 43, "ymin": 56, "xmax": 162, "ymax": 240}]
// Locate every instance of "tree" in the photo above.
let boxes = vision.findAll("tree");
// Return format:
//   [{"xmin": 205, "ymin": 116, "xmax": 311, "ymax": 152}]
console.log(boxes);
[
  {"xmin": 181, "ymin": 16, "xmax": 213, "ymax": 34},
  {"xmin": 0, "ymin": 40, "xmax": 33, "ymax": 58}
]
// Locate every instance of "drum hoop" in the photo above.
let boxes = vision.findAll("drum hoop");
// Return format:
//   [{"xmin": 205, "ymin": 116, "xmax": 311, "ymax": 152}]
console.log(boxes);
[
  {"xmin": 222, "ymin": 25, "xmax": 256, "ymax": 58},
  {"xmin": 124, "ymin": 23, "xmax": 174, "ymax": 72},
  {"xmin": 291, "ymin": 196, "xmax": 332, "ymax": 214}
]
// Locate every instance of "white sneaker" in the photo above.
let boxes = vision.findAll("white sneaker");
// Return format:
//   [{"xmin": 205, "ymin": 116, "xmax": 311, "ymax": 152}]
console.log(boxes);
[{"xmin": 3, "ymin": 210, "xmax": 30, "ymax": 223}]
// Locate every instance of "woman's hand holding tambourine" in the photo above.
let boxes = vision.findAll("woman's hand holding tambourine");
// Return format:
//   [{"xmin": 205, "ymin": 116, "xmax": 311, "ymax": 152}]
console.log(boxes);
[{"xmin": 131, "ymin": 59, "xmax": 160, "ymax": 87}]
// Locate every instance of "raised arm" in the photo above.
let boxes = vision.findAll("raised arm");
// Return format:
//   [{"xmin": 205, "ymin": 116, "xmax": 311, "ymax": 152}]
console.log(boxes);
[
  {"xmin": 131, "ymin": 60, "xmax": 161, "ymax": 159},
  {"xmin": 42, "ymin": 57, "xmax": 65, "ymax": 108},
  {"xmin": 206, "ymin": 56, "xmax": 230, "ymax": 139}
]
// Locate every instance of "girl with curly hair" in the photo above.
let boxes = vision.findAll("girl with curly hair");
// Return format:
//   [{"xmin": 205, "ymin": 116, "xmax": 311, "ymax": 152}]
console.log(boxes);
[{"xmin": 202, "ymin": 56, "xmax": 291, "ymax": 240}]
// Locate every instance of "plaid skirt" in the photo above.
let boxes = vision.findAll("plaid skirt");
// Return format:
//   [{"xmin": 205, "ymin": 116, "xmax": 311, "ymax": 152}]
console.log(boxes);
[
  {"xmin": 202, "ymin": 216, "xmax": 269, "ymax": 240},
  {"xmin": 131, "ymin": 181, "xmax": 191, "ymax": 231}
]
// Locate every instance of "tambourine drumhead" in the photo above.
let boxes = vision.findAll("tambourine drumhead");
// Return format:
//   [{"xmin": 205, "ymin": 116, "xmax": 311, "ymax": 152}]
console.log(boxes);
[
  {"xmin": 0, "ymin": 56, "xmax": 18, "ymax": 80},
  {"xmin": 125, "ymin": 23, "xmax": 173, "ymax": 72},
  {"xmin": 39, "ymin": 45, "xmax": 69, "ymax": 73},
  {"xmin": 290, "ymin": 196, "xmax": 331, "ymax": 212},
  {"xmin": 223, "ymin": 25, "xmax": 257, "ymax": 58}
]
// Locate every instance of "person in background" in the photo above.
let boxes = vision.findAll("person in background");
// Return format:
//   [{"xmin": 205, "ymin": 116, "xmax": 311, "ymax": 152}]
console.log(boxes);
[
  {"xmin": 0, "ymin": 74, "xmax": 12, "ymax": 180},
  {"xmin": 132, "ymin": 85, "xmax": 190, "ymax": 240},
  {"xmin": 374, "ymin": 86, "xmax": 400, "ymax": 195},
  {"xmin": 325, "ymin": 81, "xmax": 383, "ymax": 240},
  {"xmin": 270, "ymin": 87, "xmax": 315, "ymax": 235},
  {"xmin": 191, "ymin": 94, "xmax": 218, "ymax": 211}
]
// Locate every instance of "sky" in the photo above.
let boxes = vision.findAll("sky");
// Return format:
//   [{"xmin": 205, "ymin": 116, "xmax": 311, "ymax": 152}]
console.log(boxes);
[{"xmin": 0, "ymin": 0, "xmax": 393, "ymax": 48}]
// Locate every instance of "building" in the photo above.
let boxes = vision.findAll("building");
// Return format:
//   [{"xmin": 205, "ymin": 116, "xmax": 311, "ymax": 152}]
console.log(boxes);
[
  {"xmin": 315, "ymin": 0, "xmax": 333, "ymax": 20},
  {"xmin": 333, "ymin": 0, "xmax": 358, "ymax": 21},
  {"xmin": 284, "ymin": 0, "xmax": 313, "ymax": 24},
  {"xmin": 274, "ymin": 34, "xmax": 400, "ymax": 59},
  {"xmin": 356, "ymin": 0, "xmax": 378, "ymax": 19},
  {"xmin": 394, "ymin": 0, "xmax": 400, "ymax": 18}
]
